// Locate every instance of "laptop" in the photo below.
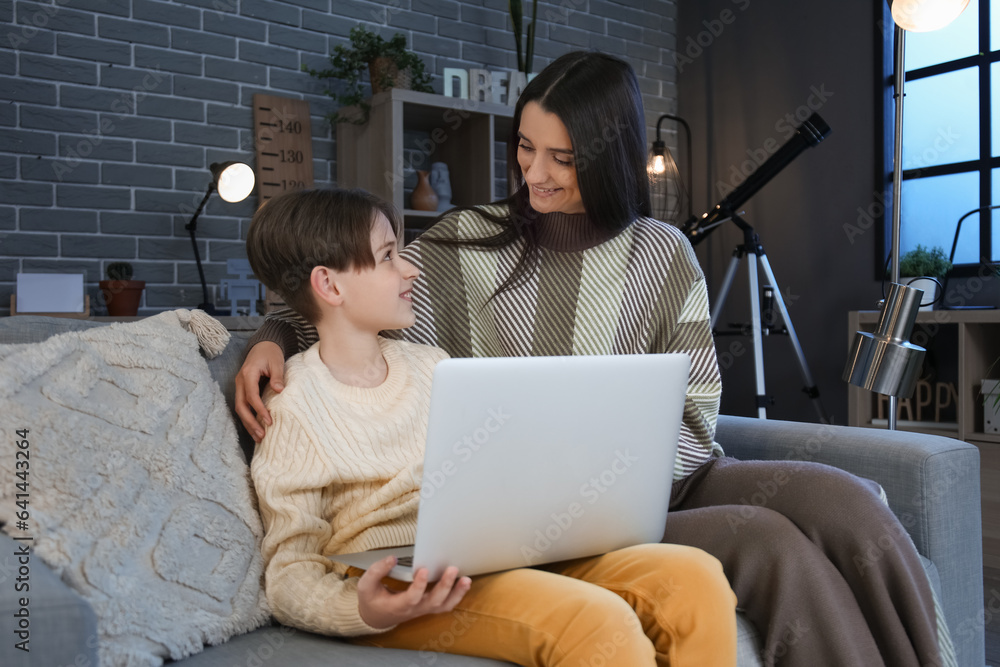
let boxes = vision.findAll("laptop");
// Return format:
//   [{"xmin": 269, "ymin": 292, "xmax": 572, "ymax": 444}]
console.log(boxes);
[{"xmin": 330, "ymin": 353, "xmax": 690, "ymax": 582}]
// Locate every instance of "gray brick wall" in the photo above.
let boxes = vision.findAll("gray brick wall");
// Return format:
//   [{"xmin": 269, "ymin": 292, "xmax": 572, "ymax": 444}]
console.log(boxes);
[{"xmin": 1, "ymin": 0, "xmax": 678, "ymax": 315}]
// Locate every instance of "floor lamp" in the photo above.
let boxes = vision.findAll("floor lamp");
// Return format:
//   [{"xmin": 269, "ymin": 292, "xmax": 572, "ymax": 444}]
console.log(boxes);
[
  {"xmin": 648, "ymin": 114, "xmax": 692, "ymax": 226},
  {"xmin": 844, "ymin": 0, "xmax": 970, "ymax": 430},
  {"xmin": 186, "ymin": 162, "xmax": 255, "ymax": 315}
]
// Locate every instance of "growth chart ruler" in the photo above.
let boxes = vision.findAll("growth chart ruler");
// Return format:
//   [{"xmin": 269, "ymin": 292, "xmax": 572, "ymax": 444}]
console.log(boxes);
[{"xmin": 252, "ymin": 94, "xmax": 315, "ymax": 204}]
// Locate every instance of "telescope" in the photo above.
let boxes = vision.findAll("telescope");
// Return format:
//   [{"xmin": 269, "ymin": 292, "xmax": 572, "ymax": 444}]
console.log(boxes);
[
  {"xmin": 682, "ymin": 112, "xmax": 831, "ymax": 245},
  {"xmin": 693, "ymin": 112, "xmax": 833, "ymax": 423}
]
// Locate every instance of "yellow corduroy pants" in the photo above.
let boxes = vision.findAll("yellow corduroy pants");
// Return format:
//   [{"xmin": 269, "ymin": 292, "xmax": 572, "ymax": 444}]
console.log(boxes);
[{"xmin": 348, "ymin": 542, "xmax": 737, "ymax": 667}]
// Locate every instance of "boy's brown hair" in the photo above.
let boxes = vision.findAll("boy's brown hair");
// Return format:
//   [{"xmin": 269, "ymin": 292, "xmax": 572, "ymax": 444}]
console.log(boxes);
[{"xmin": 246, "ymin": 188, "xmax": 401, "ymax": 324}]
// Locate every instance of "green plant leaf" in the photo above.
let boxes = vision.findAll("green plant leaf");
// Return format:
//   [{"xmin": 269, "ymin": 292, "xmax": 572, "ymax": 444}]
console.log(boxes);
[
  {"xmin": 510, "ymin": 0, "xmax": 524, "ymax": 74},
  {"xmin": 527, "ymin": 0, "xmax": 537, "ymax": 75},
  {"xmin": 525, "ymin": 21, "xmax": 535, "ymax": 75}
]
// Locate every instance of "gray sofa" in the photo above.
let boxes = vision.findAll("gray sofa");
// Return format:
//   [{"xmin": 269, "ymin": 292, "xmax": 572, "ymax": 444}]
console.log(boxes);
[{"xmin": 0, "ymin": 315, "xmax": 984, "ymax": 666}]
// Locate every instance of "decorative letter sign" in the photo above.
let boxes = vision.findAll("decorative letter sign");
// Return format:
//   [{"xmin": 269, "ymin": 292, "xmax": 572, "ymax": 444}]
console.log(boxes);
[{"xmin": 443, "ymin": 68, "xmax": 537, "ymax": 106}]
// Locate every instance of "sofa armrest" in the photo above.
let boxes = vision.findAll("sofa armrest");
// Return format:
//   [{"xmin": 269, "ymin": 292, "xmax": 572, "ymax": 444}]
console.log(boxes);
[
  {"xmin": 0, "ymin": 532, "xmax": 98, "ymax": 667},
  {"xmin": 716, "ymin": 415, "xmax": 984, "ymax": 667}
]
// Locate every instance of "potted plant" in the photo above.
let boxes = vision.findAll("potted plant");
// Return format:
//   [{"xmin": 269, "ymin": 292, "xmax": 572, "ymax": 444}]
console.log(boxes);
[
  {"xmin": 99, "ymin": 262, "xmax": 145, "ymax": 317},
  {"xmin": 898, "ymin": 244, "xmax": 952, "ymax": 310},
  {"xmin": 509, "ymin": 0, "xmax": 539, "ymax": 75},
  {"xmin": 303, "ymin": 26, "xmax": 432, "ymax": 125}
]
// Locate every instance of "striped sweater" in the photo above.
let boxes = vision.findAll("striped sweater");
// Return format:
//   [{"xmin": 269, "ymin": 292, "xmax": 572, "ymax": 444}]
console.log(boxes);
[{"xmin": 251, "ymin": 206, "xmax": 725, "ymax": 479}]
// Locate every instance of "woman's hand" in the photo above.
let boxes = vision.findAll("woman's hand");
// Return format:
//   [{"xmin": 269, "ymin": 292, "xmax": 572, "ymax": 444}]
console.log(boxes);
[
  {"xmin": 357, "ymin": 556, "xmax": 471, "ymax": 630},
  {"xmin": 234, "ymin": 341, "xmax": 286, "ymax": 442}
]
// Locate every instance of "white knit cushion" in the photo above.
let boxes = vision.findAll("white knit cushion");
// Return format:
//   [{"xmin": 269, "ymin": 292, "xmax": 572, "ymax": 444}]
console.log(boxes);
[{"xmin": 0, "ymin": 311, "xmax": 269, "ymax": 666}]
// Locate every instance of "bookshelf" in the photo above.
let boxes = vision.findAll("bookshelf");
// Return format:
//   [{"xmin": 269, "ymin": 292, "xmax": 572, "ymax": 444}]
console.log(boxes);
[{"xmin": 335, "ymin": 88, "xmax": 515, "ymax": 244}]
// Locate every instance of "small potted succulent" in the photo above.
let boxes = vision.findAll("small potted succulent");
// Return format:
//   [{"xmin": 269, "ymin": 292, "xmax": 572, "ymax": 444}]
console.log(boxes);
[
  {"xmin": 898, "ymin": 245, "xmax": 952, "ymax": 310},
  {"xmin": 303, "ymin": 26, "xmax": 433, "ymax": 125},
  {"xmin": 99, "ymin": 261, "xmax": 145, "ymax": 317}
]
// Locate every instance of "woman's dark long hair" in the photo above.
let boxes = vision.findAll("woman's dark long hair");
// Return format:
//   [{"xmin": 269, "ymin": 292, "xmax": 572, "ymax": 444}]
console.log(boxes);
[{"xmin": 428, "ymin": 50, "xmax": 652, "ymax": 299}]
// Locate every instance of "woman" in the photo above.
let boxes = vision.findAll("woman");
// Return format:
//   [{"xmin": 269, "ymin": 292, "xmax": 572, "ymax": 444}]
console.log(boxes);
[{"xmin": 237, "ymin": 51, "xmax": 946, "ymax": 667}]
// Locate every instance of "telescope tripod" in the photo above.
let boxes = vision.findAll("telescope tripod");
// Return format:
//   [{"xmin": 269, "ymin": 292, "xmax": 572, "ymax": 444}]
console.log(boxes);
[{"xmin": 710, "ymin": 215, "xmax": 829, "ymax": 423}]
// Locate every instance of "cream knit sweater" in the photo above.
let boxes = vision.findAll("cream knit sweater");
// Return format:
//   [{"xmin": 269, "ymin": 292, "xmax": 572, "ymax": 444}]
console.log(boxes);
[{"xmin": 251, "ymin": 336, "xmax": 449, "ymax": 636}]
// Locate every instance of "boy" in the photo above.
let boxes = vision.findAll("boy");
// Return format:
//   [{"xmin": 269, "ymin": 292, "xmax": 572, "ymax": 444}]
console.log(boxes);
[
  {"xmin": 246, "ymin": 188, "xmax": 469, "ymax": 634},
  {"xmin": 245, "ymin": 188, "xmax": 736, "ymax": 664}
]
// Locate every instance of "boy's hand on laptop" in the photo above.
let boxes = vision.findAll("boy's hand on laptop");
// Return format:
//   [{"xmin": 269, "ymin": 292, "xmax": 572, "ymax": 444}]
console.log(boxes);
[
  {"xmin": 357, "ymin": 555, "xmax": 471, "ymax": 629},
  {"xmin": 235, "ymin": 341, "xmax": 286, "ymax": 442}
]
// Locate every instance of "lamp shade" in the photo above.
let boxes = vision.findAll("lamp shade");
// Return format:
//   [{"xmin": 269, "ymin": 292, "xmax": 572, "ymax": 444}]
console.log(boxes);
[
  {"xmin": 211, "ymin": 161, "xmax": 255, "ymax": 203},
  {"xmin": 890, "ymin": 0, "xmax": 969, "ymax": 32},
  {"xmin": 843, "ymin": 283, "xmax": 926, "ymax": 398}
]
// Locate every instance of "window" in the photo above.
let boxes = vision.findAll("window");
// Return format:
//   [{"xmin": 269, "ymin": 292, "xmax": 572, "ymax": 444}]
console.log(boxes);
[{"xmin": 890, "ymin": 0, "xmax": 999, "ymax": 271}]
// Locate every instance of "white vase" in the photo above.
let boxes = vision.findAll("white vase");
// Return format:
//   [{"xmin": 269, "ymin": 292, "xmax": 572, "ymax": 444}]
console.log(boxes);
[
  {"xmin": 429, "ymin": 162, "xmax": 452, "ymax": 212},
  {"xmin": 904, "ymin": 277, "xmax": 939, "ymax": 311}
]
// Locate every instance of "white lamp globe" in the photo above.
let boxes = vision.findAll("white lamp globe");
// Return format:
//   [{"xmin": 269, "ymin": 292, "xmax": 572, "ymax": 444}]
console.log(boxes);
[
  {"xmin": 214, "ymin": 162, "xmax": 255, "ymax": 203},
  {"xmin": 890, "ymin": 0, "xmax": 969, "ymax": 32}
]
